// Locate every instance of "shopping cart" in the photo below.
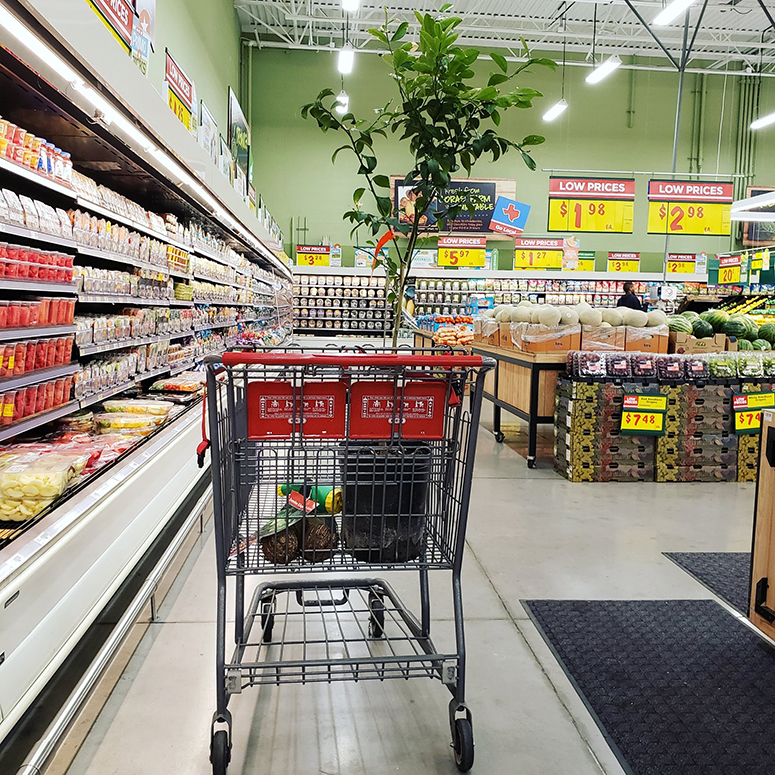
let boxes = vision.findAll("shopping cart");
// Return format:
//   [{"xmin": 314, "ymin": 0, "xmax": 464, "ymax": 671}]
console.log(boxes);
[{"xmin": 202, "ymin": 347, "xmax": 494, "ymax": 774}]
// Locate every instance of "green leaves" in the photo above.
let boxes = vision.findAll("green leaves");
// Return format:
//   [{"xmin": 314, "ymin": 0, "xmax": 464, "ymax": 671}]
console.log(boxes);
[
  {"xmin": 372, "ymin": 174, "xmax": 391, "ymax": 188},
  {"xmin": 521, "ymin": 134, "xmax": 545, "ymax": 146},
  {"xmin": 391, "ymin": 21, "xmax": 409, "ymax": 42},
  {"xmin": 490, "ymin": 52, "xmax": 508, "ymax": 73},
  {"xmin": 353, "ymin": 187, "xmax": 365, "ymax": 204}
]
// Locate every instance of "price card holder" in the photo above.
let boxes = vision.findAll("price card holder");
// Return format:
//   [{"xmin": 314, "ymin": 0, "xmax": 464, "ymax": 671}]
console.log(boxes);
[
  {"xmin": 734, "ymin": 393, "xmax": 775, "ymax": 435},
  {"xmin": 620, "ymin": 393, "xmax": 667, "ymax": 436}
]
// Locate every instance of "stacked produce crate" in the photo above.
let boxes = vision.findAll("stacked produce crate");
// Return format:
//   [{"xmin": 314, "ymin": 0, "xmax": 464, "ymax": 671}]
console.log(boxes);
[
  {"xmin": 554, "ymin": 377, "xmax": 656, "ymax": 482},
  {"xmin": 655, "ymin": 385, "xmax": 737, "ymax": 482}
]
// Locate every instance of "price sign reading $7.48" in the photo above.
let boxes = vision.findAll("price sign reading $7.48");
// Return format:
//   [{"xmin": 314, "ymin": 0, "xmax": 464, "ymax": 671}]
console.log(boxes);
[{"xmin": 620, "ymin": 394, "xmax": 667, "ymax": 436}]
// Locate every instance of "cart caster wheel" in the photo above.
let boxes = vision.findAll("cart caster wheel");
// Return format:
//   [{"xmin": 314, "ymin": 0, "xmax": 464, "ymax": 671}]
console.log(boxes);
[
  {"xmin": 527, "ymin": 458, "xmax": 537, "ymax": 469},
  {"xmin": 452, "ymin": 718, "xmax": 474, "ymax": 772},
  {"xmin": 210, "ymin": 730, "xmax": 231, "ymax": 775},
  {"xmin": 494, "ymin": 431, "xmax": 505, "ymax": 443},
  {"xmin": 261, "ymin": 601, "xmax": 274, "ymax": 643},
  {"xmin": 368, "ymin": 594, "xmax": 385, "ymax": 638}
]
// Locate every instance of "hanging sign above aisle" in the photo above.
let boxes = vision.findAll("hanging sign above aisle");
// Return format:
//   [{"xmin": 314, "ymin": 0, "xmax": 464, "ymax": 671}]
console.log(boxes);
[
  {"xmin": 571, "ymin": 250, "xmax": 596, "ymax": 272},
  {"xmin": 165, "ymin": 50, "xmax": 196, "ymax": 133},
  {"xmin": 514, "ymin": 238, "xmax": 564, "ymax": 270},
  {"xmin": 87, "ymin": 0, "xmax": 134, "ymax": 52},
  {"xmin": 438, "ymin": 237, "xmax": 486, "ymax": 267},
  {"xmin": 717, "ymin": 254, "xmax": 743, "ymax": 285},
  {"xmin": 733, "ymin": 393, "xmax": 775, "ymax": 435},
  {"xmin": 666, "ymin": 254, "xmax": 697, "ymax": 274},
  {"xmin": 296, "ymin": 245, "xmax": 331, "ymax": 267},
  {"xmin": 488, "ymin": 196, "xmax": 531, "ymax": 236},
  {"xmin": 647, "ymin": 180, "xmax": 733, "ymax": 236},
  {"xmin": 547, "ymin": 177, "xmax": 635, "ymax": 233},
  {"xmin": 229, "ymin": 88, "xmax": 251, "ymax": 179},
  {"xmin": 607, "ymin": 252, "xmax": 640, "ymax": 273}
]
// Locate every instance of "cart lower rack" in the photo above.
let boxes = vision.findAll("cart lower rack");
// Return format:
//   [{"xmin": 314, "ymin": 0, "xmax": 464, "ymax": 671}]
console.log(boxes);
[{"xmin": 203, "ymin": 348, "xmax": 494, "ymax": 773}]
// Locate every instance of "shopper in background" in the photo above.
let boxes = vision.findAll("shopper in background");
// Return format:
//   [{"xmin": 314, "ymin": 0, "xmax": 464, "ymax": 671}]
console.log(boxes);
[{"xmin": 617, "ymin": 281, "xmax": 645, "ymax": 311}]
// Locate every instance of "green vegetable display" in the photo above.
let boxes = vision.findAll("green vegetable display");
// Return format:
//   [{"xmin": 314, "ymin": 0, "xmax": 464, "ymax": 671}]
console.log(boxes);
[{"xmin": 691, "ymin": 319, "xmax": 714, "ymax": 339}]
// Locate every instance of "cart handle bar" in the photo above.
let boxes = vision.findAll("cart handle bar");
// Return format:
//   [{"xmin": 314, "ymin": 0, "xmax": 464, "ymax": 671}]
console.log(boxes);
[{"xmin": 219, "ymin": 352, "xmax": 491, "ymax": 368}]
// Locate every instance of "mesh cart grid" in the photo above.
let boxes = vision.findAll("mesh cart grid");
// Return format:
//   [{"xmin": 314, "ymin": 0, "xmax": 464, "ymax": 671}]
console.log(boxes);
[{"xmin": 203, "ymin": 347, "xmax": 494, "ymax": 774}]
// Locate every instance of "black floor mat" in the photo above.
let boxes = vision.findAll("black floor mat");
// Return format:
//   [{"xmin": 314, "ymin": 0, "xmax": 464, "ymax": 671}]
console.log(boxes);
[
  {"xmin": 664, "ymin": 552, "xmax": 751, "ymax": 614},
  {"xmin": 524, "ymin": 600, "xmax": 775, "ymax": 775}
]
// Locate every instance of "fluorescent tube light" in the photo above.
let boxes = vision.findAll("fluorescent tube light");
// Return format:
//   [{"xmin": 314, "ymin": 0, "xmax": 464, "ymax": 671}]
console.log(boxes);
[
  {"xmin": 730, "ymin": 212, "xmax": 775, "ymax": 222},
  {"xmin": 543, "ymin": 99, "xmax": 568, "ymax": 122},
  {"xmin": 732, "ymin": 191, "xmax": 775, "ymax": 212},
  {"xmin": 653, "ymin": 0, "xmax": 697, "ymax": 26},
  {"xmin": 586, "ymin": 55, "xmax": 622, "ymax": 84},
  {"xmin": 334, "ymin": 89, "xmax": 349, "ymax": 114},
  {"xmin": 0, "ymin": 5, "xmax": 84, "ymax": 88},
  {"xmin": 338, "ymin": 45, "xmax": 354, "ymax": 74},
  {"xmin": 151, "ymin": 148, "xmax": 197, "ymax": 188},
  {"xmin": 751, "ymin": 111, "xmax": 775, "ymax": 131},
  {"xmin": 74, "ymin": 85, "xmax": 155, "ymax": 152},
  {"xmin": 342, "ymin": 0, "xmax": 360, "ymax": 11}
]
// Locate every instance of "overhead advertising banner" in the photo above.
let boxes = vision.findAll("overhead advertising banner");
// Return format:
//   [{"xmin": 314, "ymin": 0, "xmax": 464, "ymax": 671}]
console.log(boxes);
[
  {"xmin": 391, "ymin": 177, "xmax": 516, "ymax": 237},
  {"xmin": 87, "ymin": 0, "xmax": 134, "ymax": 52},
  {"xmin": 198, "ymin": 101, "xmax": 218, "ymax": 166},
  {"xmin": 548, "ymin": 177, "xmax": 635, "ymax": 234},
  {"xmin": 165, "ymin": 50, "xmax": 196, "ymax": 133},
  {"xmin": 514, "ymin": 238, "xmax": 564, "ymax": 270},
  {"xmin": 135, "ymin": 0, "xmax": 156, "ymax": 48},
  {"xmin": 437, "ymin": 236, "xmax": 486, "ymax": 267},
  {"xmin": 130, "ymin": 26, "xmax": 150, "ymax": 76},
  {"xmin": 666, "ymin": 253, "xmax": 697, "ymax": 274},
  {"xmin": 488, "ymin": 196, "xmax": 531, "ymax": 236},
  {"xmin": 607, "ymin": 252, "xmax": 640, "ymax": 273},
  {"xmin": 296, "ymin": 245, "xmax": 331, "ymax": 267},
  {"xmin": 647, "ymin": 180, "xmax": 733, "ymax": 236},
  {"xmin": 228, "ymin": 88, "xmax": 251, "ymax": 179}
]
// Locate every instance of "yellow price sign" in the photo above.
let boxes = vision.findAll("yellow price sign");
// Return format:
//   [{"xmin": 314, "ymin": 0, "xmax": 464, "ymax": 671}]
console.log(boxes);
[
  {"xmin": 718, "ymin": 264, "xmax": 741, "ymax": 284},
  {"xmin": 573, "ymin": 259, "xmax": 596, "ymax": 271},
  {"xmin": 666, "ymin": 254, "xmax": 696, "ymax": 274},
  {"xmin": 607, "ymin": 254, "xmax": 640, "ymax": 273},
  {"xmin": 751, "ymin": 252, "xmax": 763, "ymax": 271},
  {"xmin": 647, "ymin": 201, "xmax": 731, "ymax": 236},
  {"xmin": 620, "ymin": 410, "xmax": 664, "ymax": 434},
  {"xmin": 735, "ymin": 409, "xmax": 763, "ymax": 434},
  {"xmin": 733, "ymin": 393, "xmax": 775, "ymax": 434},
  {"xmin": 746, "ymin": 393, "xmax": 775, "ymax": 409},
  {"xmin": 548, "ymin": 198, "xmax": 634, "ymax": 233},
  {"xmin": 168, "ymin": 89, "xmax": 192, "ymax": 130},
  {"xmin": 296, "ymin": 245, "xmax": 330, "ymax": 267},
  {"xmin": 623, "ymin": 395, "xmax": 667, "ymax": 412},
  {"xmin": 438, "ymin": 247, "xmax": 485, "ymax": 267},
  {"xmin": 514, "ymin": 248, "xmax": 563, "ymax": 270}
]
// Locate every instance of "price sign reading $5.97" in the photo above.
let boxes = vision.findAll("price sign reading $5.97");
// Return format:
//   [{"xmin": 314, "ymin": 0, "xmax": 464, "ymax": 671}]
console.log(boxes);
[{"xmin": 437, "ymin": 247, "xmax": 485, "ymax": 267}]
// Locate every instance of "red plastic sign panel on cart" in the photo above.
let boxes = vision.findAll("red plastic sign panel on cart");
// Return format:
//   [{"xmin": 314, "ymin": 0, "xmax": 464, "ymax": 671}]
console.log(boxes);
[
  {"xmin": 247, "ymin": 381, "xmax": 347, "ymax": 438},
  {"xmin": 349, "ymin": 381, "xmax": 448, "ymax": 440}
]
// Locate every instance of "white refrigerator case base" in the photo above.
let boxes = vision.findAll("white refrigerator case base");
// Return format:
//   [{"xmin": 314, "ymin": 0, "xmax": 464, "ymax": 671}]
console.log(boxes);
[{"xmin": 0, "ymin": 409, "xmax": 205, "ymax": 739}]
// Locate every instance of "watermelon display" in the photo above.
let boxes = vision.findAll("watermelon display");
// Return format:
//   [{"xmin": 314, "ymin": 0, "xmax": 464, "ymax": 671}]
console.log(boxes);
[
  {"xmin": 753, "ymin": 339, "xmax": 773, "ymax": 351},
  {"xmin": 667, "ymin": 316, "xmax": 693, "ymax": 334},
  {"xmin": 738, "ymin": 339, "xmax": 754, "ymax": 351},
  {"xmin": 691, "ymin": 318, "xmax": 714, "ymax": 339},
  {"xmin": 680, "ymin": 310, "xmax": 700, "ymax": 320},
  {"xmin": 723, "ymin": 317, "xmax": 749, "ymax": 339},
  {"xmin": 743, "ymin": 316, "xmax": 760, "ymax": 340},
  {"xmin": 758, "ymin": 322, "xmax": 775, "ymax": 345},
  {"xmin": 702, "ymin": 309, "xmax": 729, "ymax": 333}
]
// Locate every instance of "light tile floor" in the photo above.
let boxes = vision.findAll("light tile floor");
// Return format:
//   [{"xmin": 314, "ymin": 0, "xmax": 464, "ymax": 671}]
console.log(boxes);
[{"xmin": 64, "ymin": 408, "xmax": 757, "ymax": 775}]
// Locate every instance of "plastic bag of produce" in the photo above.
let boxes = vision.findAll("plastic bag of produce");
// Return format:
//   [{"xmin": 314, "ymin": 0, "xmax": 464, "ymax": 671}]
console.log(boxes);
[
  {"xmin": 708, "ymin": 352, "xmax": 737, "ymax": 379},
  {"xmin": 0, "ymin": 497, "xmax": 56, "ymax": 521},
  {"xmin": 102, "ymin": 399, "xmax": 174, "ymax": 416},
  {"xmin": 93, "ymin": 412, "xmax": 165, "ymax": 436},
  {"xmin": 0, "ymin": 454, "xmax": 86, "ymax": 501}
]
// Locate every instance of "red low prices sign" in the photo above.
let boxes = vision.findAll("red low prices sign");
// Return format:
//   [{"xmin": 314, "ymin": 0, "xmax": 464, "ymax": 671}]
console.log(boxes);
[
  {"xmin": 548, "ymin": 178, "xmax": 636, "ymax": 199},
  {"xmin": 165, "ymin": 51, "xmax": 194, "ymax": 112},
  {"xmin": 88, "ymin": 0, "xmax": 134, "ymax": 50},
  {"xmin": 648, "ymin": 181, "xmax": 734, "ymax": 203}
]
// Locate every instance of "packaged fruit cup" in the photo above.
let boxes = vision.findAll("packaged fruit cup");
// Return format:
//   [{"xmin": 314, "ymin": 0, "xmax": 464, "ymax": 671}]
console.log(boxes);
[
  {"xmin": 53, "ymin": 379, "xmax": 64, "ymax": 406},
  {"xmin": 62, "ymin": 375, "xmax": 73, "ymax": 401},
  {"xmin": 13, "ymin": 342, "xmax": 26, "ymax": 375},
  {"xmin": 14, "ymin": 389, "xmax": 25, "ymax": 421},
  {"xmin": 35, "ymin": 384, "xmax": 45, "ymax": 413},
  {"xmin": 37, "ymin": 252, "xmax": 51, "ymax": 281},
  {"xmin": 0, "ymin": 344, "xmax": 13, "ymax": 377},
  {"xmin": 0, "ymin": 302, "xmax": 8, "ymax": 328},
  {"xmin": 35, "ymin": 340, "xmax": 47, "ymax": 369},
  {"xmin": 26, "ymin": 252, "xmax": 39, "ymax": 280},
  {"xmin": 54, "ymin": 337, "xmax": 66, "ymax": 365},
  {"xmin": 63, "ymin": 336, "xmax": 73, "ymax": 362},
  {"xmin": 44, "ymin": 381, "xmax": 54, "ymax": 410},
  {"xmin": 1, "ymin": 392, "xmax": 14, "ymax": 425},
  {"xmin": 37, "ymin": 297, "xmax": 50, "ymax": 325},
  {"xmin": 27, "ymin": 301, "xmax": 41, "ymax": 327},
  {"xmin": 17, "ymin": 303, "xmax": 30, "ymax": 328},
  {"xmin": 48, "ymin": 298, "xmax": 59, "ymax": 324},
  {"xmin": 5, "ymin": 244, "xmax": 19, "ymax": 262},
  {"xmin": 4, "ymin": 258, "xmax": 19, "ymax": 278},
  {"xmin": 24, "ymin": 340, "xmax": 36, "ymax": 372},
  {"xmin": 25, "ymin": 385, "xmax": 37, "ymax": 416},
  {"xmin": 45, "ymin": 339, "xmax": 56, "ymax": 368},
  {"xmin": 64, "ymin": 298, "xmax": 75, "ymax": 323}
]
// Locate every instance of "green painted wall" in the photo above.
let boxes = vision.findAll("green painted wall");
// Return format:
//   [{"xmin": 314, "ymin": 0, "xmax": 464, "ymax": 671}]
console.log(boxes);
[
  {"xmin": 144, "ymin": 0, "xmax": 242, "ymax": 138},
  {"xmin": 251, "ymin": 48, "xmax": 775, "ymax": 272}
]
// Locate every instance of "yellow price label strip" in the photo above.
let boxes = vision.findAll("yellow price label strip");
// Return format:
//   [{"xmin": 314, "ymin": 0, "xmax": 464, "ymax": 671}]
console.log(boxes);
[
  {"xmin": 514, "ymin": 248, "xmax": 563, "ymax": 270},
  {"xmin": 548, "ymin": 199, "xmax": 634, "ymax": 233},
  {"xmin": 666, "ymin": 259, "xmax": 696, "ymax": 274},
  {"xmin": 718, "ymin": 264, "xmax": 741, "ymax": 284},
  {"xmin": 647, "ymin": 201, "xmax": 731, "ymax": 236},
  {"xmin": 607, "ymin": 258, "xmax": 640, "ymax": 273},
  {"xmin": 297, "ymin": 252, "xmax": 330, "ymax": 267},
  {"xmin": 745, "ymin": 392, "xmax": 775, "ymax": 409},
  {"xmin": 438, "ymin": 247, "xmax": 485, "ymax": 267},
  {"xmin": 168, "ymin": 90, "xmax": 192, "ymax": 130},
  {"xmin": 571, "ymin": 259, "xmax": 596, "ymax": 271},
  {"xmin": 735, "ymin": 409, "xmax": 763, "ymax": 434},
  {"xmin": 620, "ymin": 410, "xmax": 665, "ymax": 435}
]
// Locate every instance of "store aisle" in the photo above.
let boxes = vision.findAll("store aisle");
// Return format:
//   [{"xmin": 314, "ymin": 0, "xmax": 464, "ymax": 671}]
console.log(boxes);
[{"xmin": 63, "ymin": 425, "xmax": 756, "ymax": 775}]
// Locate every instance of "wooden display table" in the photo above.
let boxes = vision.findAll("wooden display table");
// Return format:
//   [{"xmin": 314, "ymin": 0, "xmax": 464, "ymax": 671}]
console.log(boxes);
[
  {"xmin": 413, "ymin": 329, "xmax": 435, "ymax": 348},
  {"xmin": 470, "ymin": 343, "xmax": 566, "ymax": 468},
  {"xmin": 750, "ymin": 411, "xmax": 775, "ymax": 637}
]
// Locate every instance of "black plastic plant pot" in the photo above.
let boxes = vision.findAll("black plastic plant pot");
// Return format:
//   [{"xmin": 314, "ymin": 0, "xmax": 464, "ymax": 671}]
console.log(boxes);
[{"xmin": 340, "ymin": 442, "xmax": 431, "ymax": 563}]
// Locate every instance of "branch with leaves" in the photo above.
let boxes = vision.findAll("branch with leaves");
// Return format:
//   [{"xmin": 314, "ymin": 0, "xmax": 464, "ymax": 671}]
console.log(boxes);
[{"xmin": 301, "ymin": 7, "xmax": 555, "ymax": 346}]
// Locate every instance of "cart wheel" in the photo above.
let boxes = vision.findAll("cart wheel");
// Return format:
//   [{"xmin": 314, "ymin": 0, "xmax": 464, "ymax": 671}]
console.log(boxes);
[
  {"xmin": 210, "ymin": 730, "xmax": 231, "ymax": 775},
  {"xmin": 368, "ymin": 594, "xmax": 385, "ymax": 638},
  {"xmin": 452, "ymin": 718, "xmax": 474, "ymax": 772},
  {"xmin": 494, "ymin": 431, "xmax": 505, "ymax": 443},
  {"xmin": 260, "ymin": 601, "xmax": 275, "ymax": 643}
]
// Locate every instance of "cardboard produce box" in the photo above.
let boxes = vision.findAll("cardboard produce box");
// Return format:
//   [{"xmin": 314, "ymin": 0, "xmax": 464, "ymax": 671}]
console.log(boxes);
[
  {"xmin": 480, "ymin": 318, "xmax": 499, "ymax": 346},
  {"xmin": 473, "ymin": 318, "xmax": 483, "ymax": 343},
  {"xmin": 511, "ymin": 322, "xmax": 580, "ymax": 353},
  {"xmin": 669, "ymin": 331, "xmax": 726, "ymax": 354},
  {"xmin": 625, "ymin": 325, "xmax": 669, "ymax": 353},
  {"xmin": 498, "ymin": 322, "xmax": 512, "ymax": 348},
  {"xmin": 582, "ymin": 325, "xmax": 625, "ymax": 351}
]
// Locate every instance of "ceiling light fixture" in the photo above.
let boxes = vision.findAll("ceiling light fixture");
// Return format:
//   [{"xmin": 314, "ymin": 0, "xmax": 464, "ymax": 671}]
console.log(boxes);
[
  {"xmin": 586, "ymin": 55, "xmax": 622, "ymax": 84},
  {"xmin": 732, "ymin": 190, "xmax": 775, "ymax": 212},
  {"xmin": 653, "ymin": 0, "xmax": 698, "ymax": 26},
  {"xmin": 730, "ymin": 212, "xmax": 775, "ymax": 222},
  {"xmin": 0, "ymin": 5, "xmax": 83, "ymax": 88},
  {"xmin": 341, "ymin": 0, "xmax": 360, "ymax": 11},
  {"xmin": 543, "ymin": 99, "xmax": 569, "ymax": 122},
  {"xmin": 335, "ymin": 89, "xmax": 349, "ymax": 114},
  {"xmin": 337, "ymin": 44, "xmax": 354, "ymax": 74},
  {"xmin": 751, "ymin": 111, "xmax": 775, "ymax": 130}
]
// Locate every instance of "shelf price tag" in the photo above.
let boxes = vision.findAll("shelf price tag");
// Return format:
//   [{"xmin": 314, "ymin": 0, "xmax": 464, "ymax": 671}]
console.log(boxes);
[
  {"xmin": 666, "ymin": 254, "xmax": 697, "ymax": 274},
  {"xmin": 437, "ymin": 237, "xmax": 486, "ymax": 267},
  {"xmin": 296, "ymin": 245, "xmax": 331, "ymax": 267},
  {"xmin": 647, "ymin": 180, "xmax": 733, "ymax": 236},
  {"xmin": 607, "ymin": 253, "xmax": 640, "ymax": 273},
  {"xmin": 718, "ymin": 254, "xmax": 742, "ymax": 285},
  {"xmin": 733, "ymin": 393, "xmax": 775, "ymax": 434},
  {"xmin": 620, "ymin": 394, "xmax": 667, "ymax": 436},
  {"xmin": 514, "ymin": 237, "xmax": 564, "ymax": 270}
]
